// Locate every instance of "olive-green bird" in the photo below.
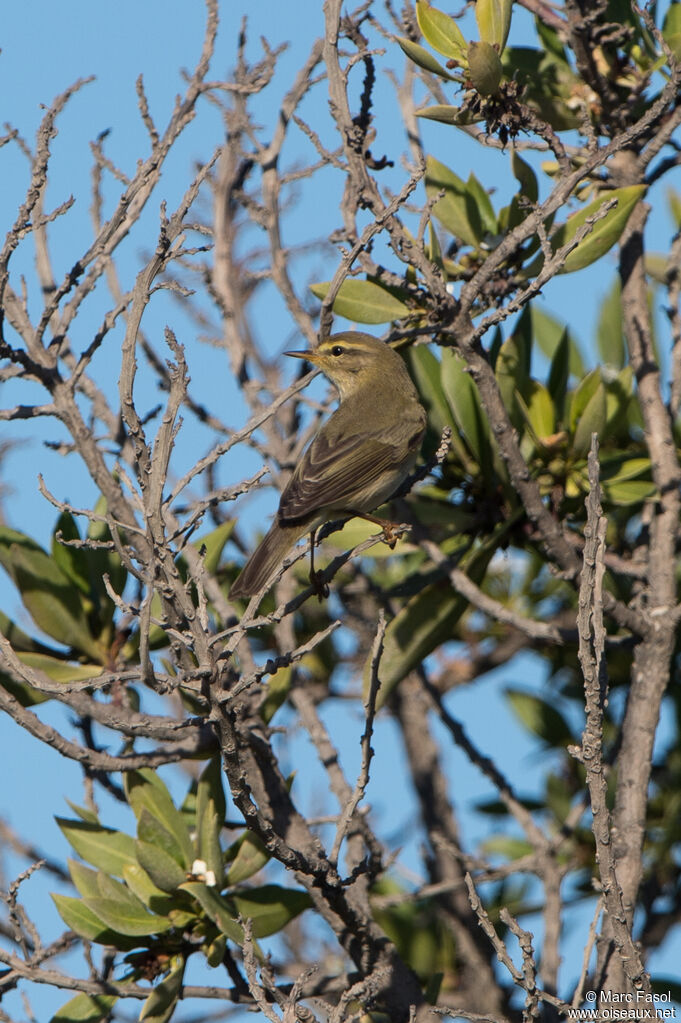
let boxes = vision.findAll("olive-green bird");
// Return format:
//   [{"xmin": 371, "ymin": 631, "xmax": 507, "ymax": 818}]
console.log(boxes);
[{"xmin": 229, "ymin": 331, "xmax": 427, "ymax": 599}]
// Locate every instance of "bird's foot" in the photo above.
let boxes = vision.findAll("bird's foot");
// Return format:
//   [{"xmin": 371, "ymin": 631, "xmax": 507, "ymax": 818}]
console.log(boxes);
[
  {"xmin": 345, "ymin": 509, "xmax": 405, "ymax": 550},
  {"xmin": 379, "ymin": 520, "xmax": 403, "ymax": 549},
  {"xmin": 309, "ymin": 568, "xmax": 330, "ymax": 601}
]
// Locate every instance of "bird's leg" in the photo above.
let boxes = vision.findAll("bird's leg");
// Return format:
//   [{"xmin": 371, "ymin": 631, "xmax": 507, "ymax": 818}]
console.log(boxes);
[
  {"xmin": 346, "ymin": 510, "xmax": 403, "ymax": 549},
  {"xmin": 308, "ymin": 527, "xmax": 329, "ymax": 600}
]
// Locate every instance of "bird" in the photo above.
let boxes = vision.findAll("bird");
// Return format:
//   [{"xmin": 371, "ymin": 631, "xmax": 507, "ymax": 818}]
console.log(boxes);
[{"xmin": 229, "ymin": 331, "xmax": 427, "ymax": 600}]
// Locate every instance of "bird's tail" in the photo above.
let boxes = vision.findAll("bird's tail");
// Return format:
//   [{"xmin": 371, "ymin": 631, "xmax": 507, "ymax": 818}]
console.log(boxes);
[{"xmin": 229, "ymin": 519, "xmax": 306, "ymax": 599}]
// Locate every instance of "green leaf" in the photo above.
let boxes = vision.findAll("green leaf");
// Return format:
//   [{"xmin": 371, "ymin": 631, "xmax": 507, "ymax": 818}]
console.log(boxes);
[
  {"xmin": 572, "ymin": 454, "xmax": 654, "ymax": 505},
  {"xmin": 651, "ymin": 977, "xmax": 681, "ymax": 1004},
  {"xmin": 369, "ymin": 581, "xmax": 464, "ymax": 705},
  {"xmin": 547, "ymin": 329, "xmax": 570, "ymax": 413},
  {"xmin": 196, "ymin": 756, "xmax": 227, "ymax": 837},
  {"xmin": 87, "ymin": 495, "xmax": 128, "ymax": 602},
  {"xmin": 568, "ymin": 369, "xmax": 601, "ymax": 434},
  {"xmin": 260, "ymin": 665, "xmax": 292, "ymax": 724},
  {"xmin": 482, "ymin": 835, "xmax": 535, "ymax": 859},
  {"xmin": 552, "ymin": 185, "xmax": 646, "ymax": 275},
  {"xmin": 0, "ymin": 667, "xmax": 47, "ymax": 708},
  {"xmin": 226, "ymin": 832, "xmax": 271, "ymax": 885},
  {"xmin": 56, "ymin": 818, "xmax": 138, "ymax": 877},
  {"xmin": 511, "ymin": 150, "xmax": 538, "ymax": 204},
  {"xmin": 535, "ymin": 16, "xmax": 568, "ymax": 61},
  {"xmin": 329, "ymin": 517, "xmax": 415, "ymax": 558},
  {"xmin": 416, "ymin": 104, "xmax": 467, "ymax": 126},
  {"xmin": 475, "ymin": 0, "xmax": 513, "ymax": 52},
  {"xmin": 0, "ymin": 609, "xmax": 61, "ymax": 655},
  {"xmin": 416, "ymin": 0, "xmax": 467, "ymax": 62},
  {"xmin": 50, "ymin": 993, "xmax": 117, "ymax": 1023},
  {"xmin": 194, "ymin": 521, "xmax": 235, "ymax": 575},
  {"xmin": 51, "ymin": 512, "xmax": 90, "ymax": 598},
  {"xmin": 532, "ymin": 307, "xmax": 584, "ymax": 378},
  {"xmin": 601, "ymin": 478, "xmax": 657, "ymax": 506},
  {"xmin": 68, "ymin": 859, "xmax": 101, "ymax": 899},
  {"xmin": 225, "ymin": 885, "xmax": 312, "ymax": 939},
  {"xmin": 416, "ymin": 104, "xmax": 481, "ymax": 127},
  {"xmin": 511, "ymin": 305, "xmax": 533, "ymax": 377},
  {"xmin": 441, "ymin": 351, "xmax": 492, "ymax": 467},
  {"xmin": 123, "ymin": 863, "xmax": 173, "ymax": 911},
  {"xmin": 572, "ymin": 382, "xmax": 607, "ymax": 456},
  {"xmin": 52, "ymin": 894, "xmax": 105, "ymax": 940},
  {"xmin": 645, "ymin": 253, "xmax": 669, "ymax": 284},
  {"xmin": 521, "ymin": 381, "xmax": 556, "ymax": 443},
  {"xmin": 407, "ymin": 344, "xmax": 455, "ymax": 438},
  {"xmin": 65, "ymin": 800, "xmax": 100, "ymax": 825},
  {"xmin": 604, "ymin": 365, "xmax": 634, "ymax": 434},
  {"xmin": 180, "ymin": 881, "xmax": 244, "ymax": 944},
  {"xmin": 475, "ymin": 796, "xmax": 543, "ymax": 817},
  {"xmin": 596, "ymin": 456, "xmax": 652, "ymax": 486},
  {"xmin": 425, "ymin": 156, "xmax": 485, "ymax": 247},
  {"xmin": 309, "ymin": 279, "xmax": 410, "ymax": 324},
  {"xmin": 466, "ymin": 172, "xmax": 497, "ymax": 236},
  {"xmin": 427, "ymin": 219, "xmax": 444, "ymax": 271},
  {"xmin": 18, "ymin": 652, "xmax": 102, "ymax": 685},
  {"xmin": 81, "ymin": 895, "xmax": 173, "ymax": 936},
  {"xmin": 0, "ymin": 634, "xmax": 75, "ymax": 701},
  {"xmin": 501, "ymin": 47, "xmax": 581, "ymax": 131},
  {"xmin": 468, "ymin": 40, "xmax": 503, "ymax": 95},
  {"xmin": 195, "ymin": 758, "xmax": 226, "ymax": 886},
  {"xmin": 82, "ymin": 873, "xmax": 173, "ymax": 936},
  {"xmin": 596, "ymin": 278, "xmax": 625, "ymax": 369},
  {"xmin": 546, "ymin": 773, "xmax": 573, "ymax": 824},
  {"xmin": 51, "ymin": 894, "xmax": 138, "ymax": 949},
  {"xmin": 135, "ymin": 838, "xmax": 187, "ymax": 893},
  {"xmin": 366, "ymin": 537, "xmax": 497, "ymax": 705},
  {"xmin": 495, "ymin": 335, "xmax": 529, "ymax": 428},
  {"xmin": 506, "ymin": 689, "xmax": 574, "ymax": 746},
  {"xmin": 411, "ymin": 494, "xmax": 479, "ymax": 532},
  {"xmin": 137, "ymin": 809, "xmax": 187, "ymax": 871},
  {"xmin": 668, "ymin": 187, "xmax": 681, "ymax": 230},
  {"xmin": 139, "ymin": 957, "xmax": 185, "ymax": 1023},
  {"xmin": 397, "ymin": 37, "xmax": 461, "ymax": 80},
  {"xmin": 407, "ymin": 345, "xmax": 478, "ymax": 473},
  {"xmin": 664, "ymin": 32, "xmax": 681, "ymax": 60},
  {"xmin": 662, "ymin": 3, "xmax": 681, "ymax": 56},
  {"xmin": 0, "ymin": 529, "xmax": 103, "ymax": 661},
  {"xmin": 488, "ymin": 325, "xmax": 503, "ymax": 369},
  {"xmin": 197, "ymin": 808, "xmax": 223, "ymax": 887},
  {"xmin": 125, "ymin": 771, "xmax": 193, "ymax": 868},
  {"xmin": 206, "ymin": 932, "xmax": 227, "ymax": 967},
  {"xmin": 505, "ymin": 150, "xmax": 540, "ymax": 231}
]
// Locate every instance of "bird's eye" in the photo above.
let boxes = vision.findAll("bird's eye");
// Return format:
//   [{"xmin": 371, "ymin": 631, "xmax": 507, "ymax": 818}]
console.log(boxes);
[{"xmin": 331, "ymin": 345, "xmax": 344, "ymax": 357}]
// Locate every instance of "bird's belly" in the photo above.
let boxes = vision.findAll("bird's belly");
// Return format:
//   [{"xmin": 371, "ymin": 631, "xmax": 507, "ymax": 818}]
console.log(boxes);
[{"xmin": 332, "ymin": 457, "xmax": 416, "ymax": 516}]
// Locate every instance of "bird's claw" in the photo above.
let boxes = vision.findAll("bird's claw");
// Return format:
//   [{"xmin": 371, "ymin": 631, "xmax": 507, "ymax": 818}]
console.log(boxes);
[
  {"xmin": 380, "ymin": 521, "xmax": 401, "ymax": 549},
  {"xmin": 309, "ymin": 569, "xmax": 330, "ymax": 601}
]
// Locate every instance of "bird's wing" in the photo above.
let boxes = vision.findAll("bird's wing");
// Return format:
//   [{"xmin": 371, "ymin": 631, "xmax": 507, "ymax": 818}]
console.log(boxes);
[{"xmin": 278, "ymin": 427, "xmax": 407, "ymax": 523}]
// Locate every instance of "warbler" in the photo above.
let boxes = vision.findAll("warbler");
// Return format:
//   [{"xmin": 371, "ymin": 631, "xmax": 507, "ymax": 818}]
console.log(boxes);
[{"xmin": 229, "ymin": 331, "xmax": 427, "ymax": 599}]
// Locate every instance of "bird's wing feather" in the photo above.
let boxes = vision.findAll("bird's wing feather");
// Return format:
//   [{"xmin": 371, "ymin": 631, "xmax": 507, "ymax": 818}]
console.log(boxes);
[{"xmin": 278, "ymin": 428, "xmax": 405, "ymax": 523}]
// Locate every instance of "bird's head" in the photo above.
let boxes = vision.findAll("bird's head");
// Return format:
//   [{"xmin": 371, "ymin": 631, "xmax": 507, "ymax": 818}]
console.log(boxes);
[{"xmin": 285, "ymin": 332, "xmax": 403, "ymax": 400}]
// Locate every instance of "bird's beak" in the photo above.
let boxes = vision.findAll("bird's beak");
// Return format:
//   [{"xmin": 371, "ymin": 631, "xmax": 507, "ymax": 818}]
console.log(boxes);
[{"xmin": 284, "ymin": 349, "xmax": 319, "ymax": 363}]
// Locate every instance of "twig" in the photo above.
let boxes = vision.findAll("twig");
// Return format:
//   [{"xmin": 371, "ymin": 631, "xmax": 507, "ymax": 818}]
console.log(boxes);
[
  {"xmin": 573, "ymin": 435, "xmax": 650, "ymax": 994},
  {"xmin": 464, "ymin": 875, "xmax": 573, "ymax": 1017},
  {"xmin": 330, "ymin": 611, "xmax": 385, "ymax": 867},
  {"xmin": 241, "ymin": 919, "xmax": 280, "ymax": 1023},
  {"xmin": 499, "ymin": 909, "xmax": 540, "ymax": 1023},
  {"xmin": 571, "ymin": 896, "xmax": 604, "ymax": 1007},
  {"xmin": 419, "ymin": 538, "xmax": 572, "ymax": 645},
  {"xmin": 424, "ymin": 676, "xmax": 550, "ymax": 851}
]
